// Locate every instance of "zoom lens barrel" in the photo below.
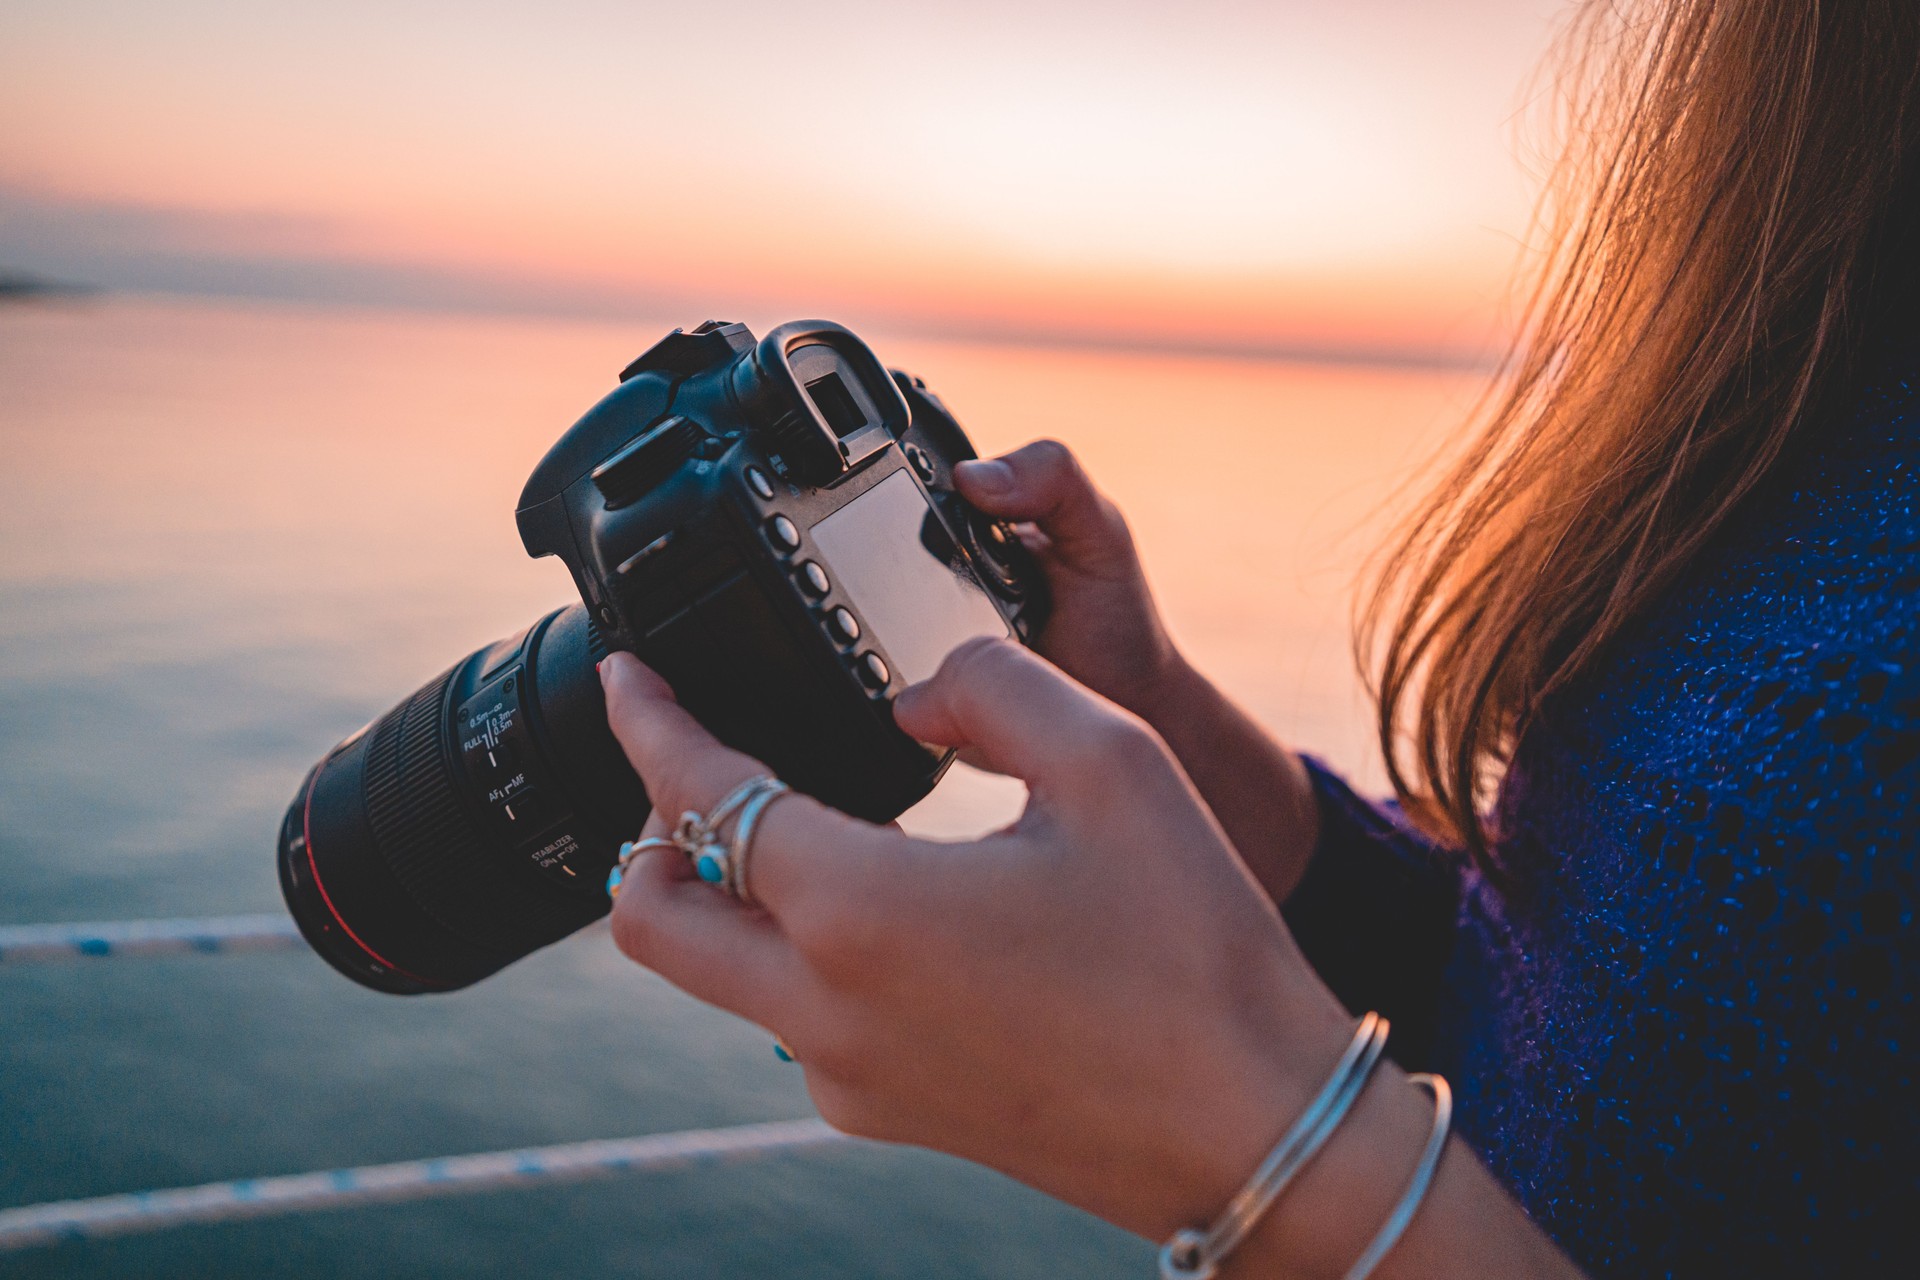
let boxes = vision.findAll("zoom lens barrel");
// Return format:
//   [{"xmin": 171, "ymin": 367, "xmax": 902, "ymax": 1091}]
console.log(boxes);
[{"xmin": 277, "ymin": 606, "xmax": 646, "ymax": 993}]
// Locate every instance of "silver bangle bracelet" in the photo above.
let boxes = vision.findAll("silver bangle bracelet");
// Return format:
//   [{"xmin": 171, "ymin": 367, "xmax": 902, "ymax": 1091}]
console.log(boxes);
[
  {"xmin": 1158, "ymin": 1012, "xmax": 1391, "ymax": 1280},
  {"xmin": 1340, "ymin": 1072, "xmax": 1453, "ymax": 1280}
]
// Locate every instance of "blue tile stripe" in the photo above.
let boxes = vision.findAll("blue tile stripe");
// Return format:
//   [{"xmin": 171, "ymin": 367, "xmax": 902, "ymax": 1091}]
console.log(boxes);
[{"xmin": 0, "ymin": 1119, "xmax": 850, "ymax": 1251}]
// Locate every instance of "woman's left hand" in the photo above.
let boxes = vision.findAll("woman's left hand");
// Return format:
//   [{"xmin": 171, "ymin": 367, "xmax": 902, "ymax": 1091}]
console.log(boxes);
[{"xmin": 599, "ymin": 639, "xmax": 1352, "ymax": 1240}]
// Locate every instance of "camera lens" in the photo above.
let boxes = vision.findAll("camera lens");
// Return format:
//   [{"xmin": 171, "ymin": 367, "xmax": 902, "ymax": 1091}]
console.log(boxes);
[{"xmin": 276, "ymin": 606, "xmax": 647, "ymax": 993}]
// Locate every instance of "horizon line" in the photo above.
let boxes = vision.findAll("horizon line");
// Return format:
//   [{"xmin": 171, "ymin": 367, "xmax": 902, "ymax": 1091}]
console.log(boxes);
[{"xmin": 0, "ymin": 270, "xmax": 1501, "ymax": 375}]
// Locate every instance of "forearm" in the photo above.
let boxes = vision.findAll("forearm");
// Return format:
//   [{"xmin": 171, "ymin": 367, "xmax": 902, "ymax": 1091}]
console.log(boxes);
[{"xmin": 1137, "ymin": 656, "xmax": 1320, "ymax": 906}]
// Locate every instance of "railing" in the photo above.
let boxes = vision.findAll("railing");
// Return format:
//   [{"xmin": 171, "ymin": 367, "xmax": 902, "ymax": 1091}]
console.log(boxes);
[
  {"xmin": 0, "ymin": 915, "xmax": 852, "ymax": 1254},
  {"xmin": 0, "ymin": 914, "xmax": 302, "ymax": 962}
]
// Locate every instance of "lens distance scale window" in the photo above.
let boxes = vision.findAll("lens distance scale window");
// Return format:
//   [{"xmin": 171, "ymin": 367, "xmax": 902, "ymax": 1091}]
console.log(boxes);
[{"xmin": 457, "ymin": 666, "xmax": 587, "ymax": 884}]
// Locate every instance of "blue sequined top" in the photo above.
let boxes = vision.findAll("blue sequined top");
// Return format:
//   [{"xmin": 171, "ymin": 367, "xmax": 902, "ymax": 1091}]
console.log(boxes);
[{"xmin": 1283, "ymin": 339, "xmax": 1918, "ymax": 1276}]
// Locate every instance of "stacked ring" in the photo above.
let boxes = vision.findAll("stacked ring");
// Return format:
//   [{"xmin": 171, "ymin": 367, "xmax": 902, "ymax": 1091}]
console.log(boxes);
[
  {"xmin": 726, "ymin": 781, "xmax": 790, "ymax": 907},
  {"xmin": 605, "ymin": 835, "xmax": 676, "ymax": 899},
  {"xmin": 606, "ymin": 774, "xmax": 790, "ymax": 904},
  {"xmin": 675, "ymin": 776, "xmax": 770, "ymax": 885}
]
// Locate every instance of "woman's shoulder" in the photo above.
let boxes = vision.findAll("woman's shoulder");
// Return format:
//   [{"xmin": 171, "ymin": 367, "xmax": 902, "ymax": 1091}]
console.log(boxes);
[
  {"xmin": 1763, "ymin": 333, "xmax": 1920, "ymax": 563},
  {"xmin": 1563, "ymin": 334, "xmax": 1920, "ymax": 787},
  {"xmin": 1488, "ymin": 329, "xmax": 1918, "ymax": 1012},
  {"xmin": 1494, "ymin": 327, "xmax": 1918, "ymax": 963},
  {"xmin": 1465, "ymin": 342, "xmax": 1919, "ymax": 1266}
]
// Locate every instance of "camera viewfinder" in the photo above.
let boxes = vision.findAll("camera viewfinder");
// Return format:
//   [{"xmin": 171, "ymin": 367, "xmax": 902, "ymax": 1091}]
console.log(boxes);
[{"xmin": 804, "ymin": 371, "xmax": 867, "ymax": 437}]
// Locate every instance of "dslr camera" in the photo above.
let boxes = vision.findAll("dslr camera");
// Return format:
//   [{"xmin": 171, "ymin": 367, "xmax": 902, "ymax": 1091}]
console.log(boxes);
[{"xmin": 278, "ymin": 320, "xmax": 1048, "ymax": 994}]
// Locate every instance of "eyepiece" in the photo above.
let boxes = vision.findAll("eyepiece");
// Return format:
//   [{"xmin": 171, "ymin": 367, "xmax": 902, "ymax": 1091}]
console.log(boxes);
[{"xmin": 739, "ymin": 321, "xmax": 910, "ymax": 482}]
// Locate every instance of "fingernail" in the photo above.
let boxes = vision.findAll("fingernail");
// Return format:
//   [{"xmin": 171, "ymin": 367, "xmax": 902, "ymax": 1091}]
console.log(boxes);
[
  {"xmin": 956, "ymin": 458, "xmax": 1013, "ymax": 495},
  {"xmin": 597, "ymin": 658, "xmax": 608, "ymax": 680},
  {"xmin": 889, "ymin": 682, "xmax": 928, "ymax": 723}
]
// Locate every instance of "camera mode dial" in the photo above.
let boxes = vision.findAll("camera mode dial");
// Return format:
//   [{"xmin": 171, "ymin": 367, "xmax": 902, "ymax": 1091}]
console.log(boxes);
[{"xmin": 924, "ymin": 487, "xmax": 1030, "ymax": 603}]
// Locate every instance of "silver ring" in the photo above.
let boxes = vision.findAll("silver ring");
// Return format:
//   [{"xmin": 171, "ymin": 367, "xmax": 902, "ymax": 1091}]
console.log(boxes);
[
  {"xmin": 673, "ymin": 776, "xmax": 765, "ymax": 850},
  {"xmin": 667, "ymin": 775, "xmax": 775, "ymax": 886},
  {"xmin": 699, "ymin": 776, "xmax": 784, "ymax": 898},
  {"xmin": 648, "ymin": 774, "xmax": 787, "ymax": 896},
  {"xmin": 611, "ymin": 775, "xmax": 778, "ymax": 899},
  {"xmin": 606, "ymin": 835, "xmax": 678, "ymax": 898},
  {"xmin": 727, "ymin": 780, "xmax": 790, "ymax": 906}
]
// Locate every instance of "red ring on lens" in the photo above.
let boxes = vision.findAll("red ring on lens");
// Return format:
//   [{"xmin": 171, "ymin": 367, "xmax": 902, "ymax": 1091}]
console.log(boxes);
[{"xmin": 302, "ymin": 773, "xmax": 437, "ymax": 986}]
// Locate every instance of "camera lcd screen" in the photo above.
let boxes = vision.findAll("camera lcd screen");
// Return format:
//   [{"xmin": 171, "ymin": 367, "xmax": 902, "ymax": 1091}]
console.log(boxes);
[{"xmin": 808, "ymin": 470, "xmax": 1012, "ymax": 686}]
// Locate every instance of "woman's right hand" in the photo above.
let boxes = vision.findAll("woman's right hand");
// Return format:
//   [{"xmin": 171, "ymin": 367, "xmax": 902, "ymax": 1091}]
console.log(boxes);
[
  {"xmin": 954, "ymin": 440, "xmax": 1187, "ymax": 721},
  {"xmin": 958, "ymin": 438, "xmax": 1323, "ymax": 904}
]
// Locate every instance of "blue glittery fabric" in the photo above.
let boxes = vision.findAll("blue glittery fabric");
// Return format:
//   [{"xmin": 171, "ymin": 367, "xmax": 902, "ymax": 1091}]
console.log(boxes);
[{"xmin": 1281, "ymin": 339, "xmax": 1919, "ymax": 1276}]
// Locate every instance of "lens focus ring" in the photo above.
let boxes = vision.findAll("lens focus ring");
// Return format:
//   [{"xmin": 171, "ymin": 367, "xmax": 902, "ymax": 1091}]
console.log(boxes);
[{"xmin": 363, "ymin": 668, "xmax": 580, "ymax": 954}]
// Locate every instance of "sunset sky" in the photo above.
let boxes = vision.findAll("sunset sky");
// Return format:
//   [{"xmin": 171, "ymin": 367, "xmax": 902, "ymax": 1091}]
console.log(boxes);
[{"xmin": 2, "ymin": 0, "xmax": 1568, "ymax": 361}]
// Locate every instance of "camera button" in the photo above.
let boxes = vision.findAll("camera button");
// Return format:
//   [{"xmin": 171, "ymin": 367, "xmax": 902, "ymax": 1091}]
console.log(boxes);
[
  {"xmin": 857, "ymin": 652, "xmax": 890, "ymax": 690},
  {"xmin": 797, "ymin": 560, "xmax": 830, "ymax": 597},
  {"xmin": 745, "ymin": 466, "xmax": 776, "ymax": 500},
  {"xmin": 906, "ymin": 444, "xmax": 937, "ymax": 482},
  {"xmin": 826, "ymin": 607, "xmax": 861, "ymax": 644},
  {"xmin": 766, "ymin": 514, "xmax": 801, "ymax": 552}
]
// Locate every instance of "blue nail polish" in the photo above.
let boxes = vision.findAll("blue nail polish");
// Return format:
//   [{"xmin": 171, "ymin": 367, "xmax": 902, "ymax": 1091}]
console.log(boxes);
[{"xmin": 773, "ymin": 1040, "xmax": 795, "ymax": 1063}]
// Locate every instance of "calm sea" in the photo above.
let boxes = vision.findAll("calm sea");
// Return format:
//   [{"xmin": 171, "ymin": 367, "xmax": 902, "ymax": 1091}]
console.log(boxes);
[{"xmin": 0, "ymin": 296, "xmax": 1476, "ymax": 1277}]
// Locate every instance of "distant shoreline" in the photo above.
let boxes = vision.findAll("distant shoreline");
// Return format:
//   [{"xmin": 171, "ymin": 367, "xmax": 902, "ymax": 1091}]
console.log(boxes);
[
  {"xmin": 0, "ymin": 272, "xmax": 100, "ymax": 303},
  {"xmin": 0, "ymin": 275, "xmax": 1495, "ymax": 372}
]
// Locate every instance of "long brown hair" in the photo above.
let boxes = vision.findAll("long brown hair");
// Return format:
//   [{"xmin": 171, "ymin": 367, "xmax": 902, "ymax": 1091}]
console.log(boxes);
[{"xmin": 1365, "ymin": 0, "xmax": 1920, "ymax": 869}]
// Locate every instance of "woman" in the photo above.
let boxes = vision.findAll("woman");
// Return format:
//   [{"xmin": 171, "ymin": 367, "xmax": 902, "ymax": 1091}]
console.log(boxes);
[{"xmin": 599, "ymin": 1, "xmax": 1917, "ymax": 1274}]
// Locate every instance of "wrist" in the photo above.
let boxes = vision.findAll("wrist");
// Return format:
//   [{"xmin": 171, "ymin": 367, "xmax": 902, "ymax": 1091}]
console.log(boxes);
[
  {"xmin": 1216, "ymin": 1057, "xmax": 1451, "ymax": 1280},
  {"xmin": 1126, "ymin": 648, "xmax": 1211, "ymax": 732},
  {"xmin": 1152, "ymin": 983, "xmax": 1360, "ymax": 1251},
  {"xmin": 1127, "ymin": 655, "xmax": 1319, "ymax": 905}
]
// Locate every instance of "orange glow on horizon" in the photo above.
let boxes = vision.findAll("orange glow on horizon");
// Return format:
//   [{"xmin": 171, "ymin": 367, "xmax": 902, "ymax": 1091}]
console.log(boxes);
[{"xmin": 0, "ymin": 0, "xmax": 1567, "ymax": 357}]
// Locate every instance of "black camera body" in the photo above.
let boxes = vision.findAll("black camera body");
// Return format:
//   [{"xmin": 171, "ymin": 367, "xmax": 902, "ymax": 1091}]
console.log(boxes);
[
  {"xmin": 277, "ymin": 320, "xmax": 1047, "ymax": 994},
  {"xmin": 515, "ymin": 319, "xmax": 1045, "ymax": 822}
]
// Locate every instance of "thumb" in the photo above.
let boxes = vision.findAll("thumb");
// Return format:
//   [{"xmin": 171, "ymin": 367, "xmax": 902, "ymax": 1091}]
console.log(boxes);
[
  {"xmin": 891, "ymin": 638, "xmax": 1166, "ymax": 797},
  {"xmin": 953, "ymin": 440, "xmax": 1134, "ymax": 576}
]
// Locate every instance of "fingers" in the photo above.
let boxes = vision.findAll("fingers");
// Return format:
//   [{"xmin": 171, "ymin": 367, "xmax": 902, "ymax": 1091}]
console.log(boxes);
[
  {"xmin": 600, "ymin": 652, "xmax": 939, "ymax": 1062},
  {"xmin": 891, "ymin": 638, "xmax": 1168, "ymax": 796},
  {"xmin": 598, "ymin": 652, "xmax": 893, "ymax": 915},
  {"xmin": 599, "ymin": 653, "xmax": 765, "ymax": 815},
  {"xmin": 607, "ymin": 837, "xmax": 803, "ymax": 1027},
  {"xmin": 953, "ymin": 440, "xmax": 1135, "ymax": 576}
]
